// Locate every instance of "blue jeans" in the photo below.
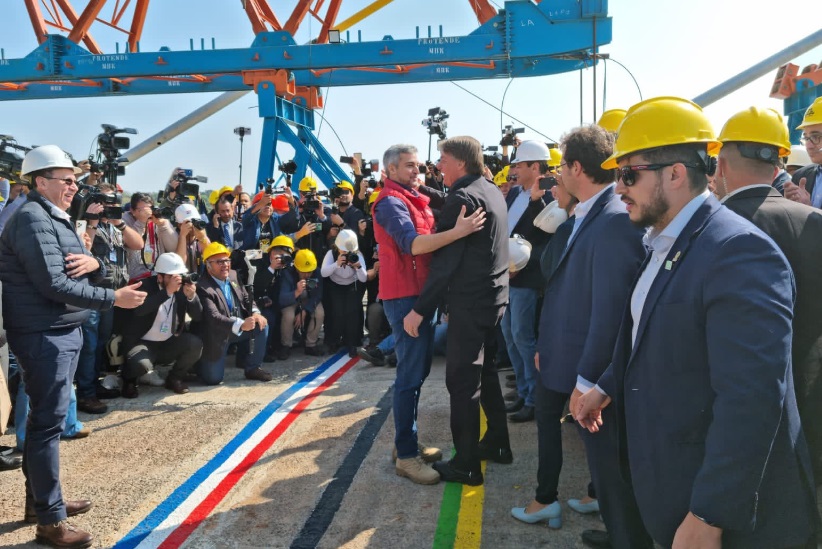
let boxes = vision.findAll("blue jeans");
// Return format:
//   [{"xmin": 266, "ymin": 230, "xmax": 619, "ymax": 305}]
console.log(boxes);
[
  {"xmin": 11, "ymin": 359, "xmax": 85, "ymax": 451},
  {"xmin": 197, "ymin": 324, "xmax": 268, "ymax": 385},
  {"xmin": 501, "ymin": 286, "xmax": 539, "ymax": 407},
  {"xmin": 377, "ymin": 332, "xmax": 395, "ymax": 354},
  {"xmin": 76, "ymin": 309, "xmax": 99, "ymax": 399},
  {"xmin": 384, "ymin": 297, "xmax": 434, "ymax": 459}
]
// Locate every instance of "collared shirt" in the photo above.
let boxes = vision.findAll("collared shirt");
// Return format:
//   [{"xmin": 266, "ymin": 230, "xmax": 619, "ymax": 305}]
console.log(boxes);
[
  {"xmin": 210, "ymin": 274, "xmax": 244, "ymax": 335},
  {"xmin": 719, "ymin": 183, "xmax": 772, "ymax": 204},
  {"xmin": 142, "ymin": 294, "xmax": 176, "ymax": 342},
  {"xmin": 630, "ymin": 190, "xmax": 711, "ymax": 345},
  {"xmin": 810, "ymin": 165, "xmax": 822, "ymax": 208},
  {"xmin": 507, "ymin": 186, "xmax": 531, "ymax": 235},
  {"xmin": 567, "ymin": 183, "xmax": 616, "ymax": 247},
  {"xmin": 222, "ymin": 221, "xmax": 234, "ymax": 248}
]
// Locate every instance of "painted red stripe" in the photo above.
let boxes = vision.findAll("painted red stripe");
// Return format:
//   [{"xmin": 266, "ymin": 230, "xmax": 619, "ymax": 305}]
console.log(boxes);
[{"xmin": 157, "ymin": 357, "xmax": 359, "ymax": 549}]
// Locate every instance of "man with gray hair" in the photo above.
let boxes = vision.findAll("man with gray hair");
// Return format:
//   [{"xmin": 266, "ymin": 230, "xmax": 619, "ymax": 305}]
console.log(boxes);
[
  {"xmin": 372, "ymin": 143, "xmax": 485, "ymax": 485},
  {"xmin": 405, "ymin": 136, "xmax": 512, "ymax": 485}
]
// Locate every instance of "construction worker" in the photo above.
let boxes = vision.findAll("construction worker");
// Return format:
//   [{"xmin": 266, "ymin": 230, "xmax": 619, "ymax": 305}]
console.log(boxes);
[
  {"xmin": 576, "ymin": 97, "xmax": 817, "ymax": 548},
  {"xmin": 784, "ymin": 96, "xmax": 822, "ymax": 206}
]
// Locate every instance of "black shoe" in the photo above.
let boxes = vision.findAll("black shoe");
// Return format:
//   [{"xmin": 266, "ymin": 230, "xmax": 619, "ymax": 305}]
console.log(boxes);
[
  {"xmin": 386, "ymin": 352, "xmax": 397, "ymax": 367},
  {"xmin": 276, "ymin": 347, "xmax": 291, "ymax": 360},
  {"xmin": 432, "ymin": 460, "xmax": 483, "ymax": 486},
  {"xmin": 348, "ymin": 346, "xmax": 358, "ymax": 358},
  {"xmin": 263, "ymin": 353, "xmax": 277, "ymax": 363},
  {"xmin": 0, "ymin": 454, "xmax": 22, "ymax": 471},
  {"xmin": 505, "ymin": 398, "xmax": 525, "ymax": 414},
  {"xmin": 505, "ymin": 373, "xmax": 516, "ymax": 381},
  {"xmin": 509, "ymin": 405, "xmax": 535, "ymax": 423},
  {"xmin": 357, "ymin": 346, "xmax": 386, "ymax": 366},
  {"xmin": 581, "ymin": 529, "xmax": 611, "ymax": 548},
  {"xmin": 304, "ymin": 346, "xmax": 324, "ymax": 357},
  {"xmin": 245, "ymin": 367, "xmax": 273, "ymax": 382},
  {"xmin": 477, "ymin": 441, "xmax": 513, "ymax": 464},
  {"xmin": 77, "ymin": 397, "xmax": 108, "ymax": 415},
  {"xmin": 122, "ymin": 380, "xmax": 139, "ymax": 399},
  {"xmin": 95, "ymin": 383, "xmax": 120, "ymax": 400},
  {"xmin": 504, "ymin": 389, "xmax": 519, "ymax": 402}
]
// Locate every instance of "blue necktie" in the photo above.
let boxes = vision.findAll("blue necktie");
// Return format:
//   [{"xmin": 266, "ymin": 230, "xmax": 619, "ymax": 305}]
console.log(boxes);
[
  {"xmin": 222, "ymin": 223, "xmax": 232, "ymax": 247},
  {"xmin": 222, "ymin": 280, "xmax": 233, "ymax": 311}
]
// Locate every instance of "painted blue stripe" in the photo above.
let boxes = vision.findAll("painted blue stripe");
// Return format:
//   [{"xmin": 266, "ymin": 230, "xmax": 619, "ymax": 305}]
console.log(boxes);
[{"xmin": 113, "ymin": 351, "xmax": 346, "ymax": 549}]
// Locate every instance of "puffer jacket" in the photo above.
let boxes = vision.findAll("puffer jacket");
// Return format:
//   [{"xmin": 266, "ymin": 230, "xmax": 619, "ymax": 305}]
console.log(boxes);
[{"xmin": 0, "ymin": 190, "xmax": 114, "ymax": 334}]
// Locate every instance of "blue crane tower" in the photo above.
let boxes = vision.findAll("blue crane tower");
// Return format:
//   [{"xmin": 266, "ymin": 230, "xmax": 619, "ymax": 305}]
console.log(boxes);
[{"xmin": 0, "ymin": 0, "xmax": 612, "ymax": 190}]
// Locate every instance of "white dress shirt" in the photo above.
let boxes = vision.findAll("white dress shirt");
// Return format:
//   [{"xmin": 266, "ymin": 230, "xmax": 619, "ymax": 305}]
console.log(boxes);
[{"xmin": 567, "ymin": 183, "xmax": 617, "ymax": 247}]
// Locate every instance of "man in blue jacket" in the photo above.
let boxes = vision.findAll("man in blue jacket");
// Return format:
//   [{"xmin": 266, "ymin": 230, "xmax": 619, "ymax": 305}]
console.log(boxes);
[
  {"xmin": 578, "ymin": 97, "xmax": 818, "ymax": 548},
  {"xmin": 0, "ymin": 146, "xmax": 146, "ymax": 548}
]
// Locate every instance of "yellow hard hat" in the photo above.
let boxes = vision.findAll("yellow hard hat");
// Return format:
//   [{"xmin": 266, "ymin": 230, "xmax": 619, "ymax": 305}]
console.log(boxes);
[
  {"xmin": 548, "ymin": 148, "xmax": 562, "ymax": 168},
  {"xmin": 718, "ymin": 107, "xmax": 791, "ymax": 158},
  {"xmin": 202, "ymin": 241, "xmax": 231, "ymax": 262},
  {"xmin": 493, "ymin": 165, "xmax": 510, "ymax": 186},
  {"xmin": 209, "ymin": 185, "xmax": 234, "ymax": 205},
  {"xmin": 294, "ymin": 249, "xmax": 317, "ymax": 273},
  {"xmin": 368, "ymin": 189, "xmax": 381, "ymax": 205},
  {"xmin": 267, "ymin": 235, "xmax": 295, "ymax": 253},
  {"xmin": 796, "ymin": 96, "xmax": 822, "ymax": 130},
  {"xmin": 299, "ymin": 176, "xmax": 318, "ymax": 192},
  {"xmin": 337, "ymin": 180, "xmax": 355, "ymax": 193},
  {"xmin": 596, "ymin": 109, "xmax": 627, "ymax": 134},
  {"xmin": 601, "ymin": 97, "xmax": 721, "ymax": 170}
]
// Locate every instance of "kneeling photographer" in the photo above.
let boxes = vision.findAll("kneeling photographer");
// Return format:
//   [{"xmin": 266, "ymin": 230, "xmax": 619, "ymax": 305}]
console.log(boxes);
[
  {"xmin": 74, "ymin": 185, "xmax": 144, "ymax": 414},
  {"xmin": 279, "ymin": 249, "xmax": 325, "ymax": 358},
  {"xmin": 253, "ymin": 235, "xmax": 294, "ymax": 360},
  {"xmin": 121, "ymin": 253, "xmax": 203, "ymax": 397}
]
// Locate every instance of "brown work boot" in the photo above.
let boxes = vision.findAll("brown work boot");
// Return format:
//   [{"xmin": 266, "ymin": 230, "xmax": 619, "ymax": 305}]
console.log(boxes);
[
  {"xmin": 25, "ymin": 498, "xmax": 93, "ymax": 523},
  {"xmin": 391, "ymin": 442, "xmax": 443, "ymax": 464},
  {"xmin": 35, "ymin": 520, "xmax": 93, "ymax": 548},
  {"xmin": 395, "ymin": 456, "xmax": 440, "ymax": 485}
]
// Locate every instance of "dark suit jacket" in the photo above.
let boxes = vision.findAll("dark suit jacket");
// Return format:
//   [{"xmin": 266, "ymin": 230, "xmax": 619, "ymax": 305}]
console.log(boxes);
[
  {"xmin": 598, "ymin": 196, "xmax": 816, "ymax": 548},
  {"xmin": 505, "ymin": 185, "xmax": 551, "ymax": 289},
  {"xmin": 791, "ymin": 163, "xmax": 819, "ymax": 199},
  {"xmin": 723, "ymin": 185, "xmax": 822, "ymax": 479},
  {"xmin": 414, "ymin": 174, "xmax": 509, "ymax": 316},
  {"xmin": 120, "ymin": 276, "xmax": 203, "ymax": 353},
  {"xmin": 191, "ymin": 271, "xmax": 256, "ymax": 362},
  {"xmin": 206, "ymin": 219, "xmax": 246, "ymax": 270},
  {"xmin": 537, "ymin": 186, "xmax": 645, "ymax": 394}
]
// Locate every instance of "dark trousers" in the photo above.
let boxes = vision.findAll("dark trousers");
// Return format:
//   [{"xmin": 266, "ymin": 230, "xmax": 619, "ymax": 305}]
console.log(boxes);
[
  {"xmin": 579, "ymin": 405, "xmax": 654, "ymax": 549},
  {"xmin": 534, "ymin": 382, "xmax": 570, "ymax": 505},
  {"xmin": 445, "ymin": 305, "xmax": 509, "ymax": 473},
  {"xmin": 125, "ymin": 332, "xmax": 203, "ymax": 381},
  {"xmin": 9, "ymin": 327, "xmax": 82, "ymax": 525},
  {"xmin": 325, "ymin": 280, "xmax": 363, "ymax": 349}
]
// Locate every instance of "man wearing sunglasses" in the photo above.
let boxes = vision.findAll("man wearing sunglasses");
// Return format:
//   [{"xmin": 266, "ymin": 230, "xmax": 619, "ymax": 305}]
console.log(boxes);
[
  {"xmin": 0, "ymin": 146, "xmax": 147, "ymax": 548},
  {"xmin": 576, "ymin": 97, "xmax": 817, "ymax": 549},
  {"xmin": 784, "ymin": 96, "xmax": 822, "ymax": 207}
]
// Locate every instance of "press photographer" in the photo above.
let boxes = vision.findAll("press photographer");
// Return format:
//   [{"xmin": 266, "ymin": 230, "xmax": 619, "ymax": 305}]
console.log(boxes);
[
  {"xmin": 279, "ymin": 249, "xmax": 325, "ymax": 358},
  {"xmin": 253, "ymin": 235, "xmax": 294, "ymax": 360},
  {"xmin": 321, "ymin": 229, "xmax": 367, "ymax": 356},
  {"xmin": 281, "ymin": 176, "xmax": 333, "ymax": 262},
  {"xmin": 242, "ymin": 189, "xmax": 294, "ymax": 262},
  {"xmin": 174, "ymin": 204, "xmax": 211, "ymax": 274},
  {"xmin": 207, "ymin": 196, "xmax": 246, "ymax": 278},
  {"xmin": 123, "ymin": 192, "xmax": 180, "ymax": 281}
]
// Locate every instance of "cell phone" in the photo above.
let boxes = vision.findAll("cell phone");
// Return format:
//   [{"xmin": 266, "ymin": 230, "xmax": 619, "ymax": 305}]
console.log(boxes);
[
  {"xmin": 75, "ymin": 220, "xmax": 87, "ymax": 235},
  {"xmin": 539, "ymin": 176, "xmax": 558, "ymax": 191},
  {"xmin": 339, "ymin": 156, "xmax": 355, "ymax": 164},
  {"xmin": 314, "ymin": 223, "xmax": 322, "ymax": 232}
]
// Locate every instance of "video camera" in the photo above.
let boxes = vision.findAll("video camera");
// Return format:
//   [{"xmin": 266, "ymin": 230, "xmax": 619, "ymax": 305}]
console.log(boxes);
[
  {"xmin": 500, "ymin": 124, "xmax": 525, "ymax": 147},
  {"xmin": 482, "ymin": 145, "xmax": 504, "ymax": 174},
  {"xmin": 302, "ymin": 189, "xmax": 329, "ymax": 212},
  {"xmin": 422, "ymin": 107, "xmax": 449, "ymax": 140},
  {"xmin": 92, "ymin": 124, "xmax": 138, "ymax": 185},
  {"xmin": 0, "ymin": 135, "xmax": 31, "ymax": 184},
  {"xmin": 160, "ymin": 169, "xmax": 208, "ymax": 207},
  {"xmin": 278, "ymin": 159, "xmax": 297, "ymax": 175},
  {"xmin": 70, "ymin": 184, "xmax": 124, "ymax": 221}
]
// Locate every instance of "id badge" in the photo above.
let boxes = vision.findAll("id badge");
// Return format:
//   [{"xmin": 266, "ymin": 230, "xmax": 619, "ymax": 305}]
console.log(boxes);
[
  {"xmin": 109, "ymin": 248, "xmax": 118, "ymax": 262},
  {"xmin": 159, "ymin": 321, "xmax": 170, "ymax": 334}
]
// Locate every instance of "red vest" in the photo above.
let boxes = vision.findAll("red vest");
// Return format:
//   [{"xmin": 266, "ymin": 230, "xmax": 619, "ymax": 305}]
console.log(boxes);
[{"xmin": 373, "ymin": 179, "xmax": 435, "ymax": 300}]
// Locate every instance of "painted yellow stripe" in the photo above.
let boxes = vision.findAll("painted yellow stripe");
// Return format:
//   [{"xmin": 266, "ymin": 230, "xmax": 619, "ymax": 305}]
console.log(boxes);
[
  {"xmin": 453, "ymin": 410, "xmax": 487, "ymax": 548},
  {"xmin": 336, "ymin": 0, "xmax": 396, "ymax": 32}
]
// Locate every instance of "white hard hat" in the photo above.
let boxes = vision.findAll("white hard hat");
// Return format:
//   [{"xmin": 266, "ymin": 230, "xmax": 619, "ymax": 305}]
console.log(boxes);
[
  {"xmin": 335, "ymin": 228, "xmax": 359, "ymax": 252},
  {"xmin": 787, "ymin": 144, "xmax": 811, "ymax": 168},
  {"xmin": 21, "ymin": 145, "xmax": 82, "ymax": 181},
  {"xmin": 154, "ymin": 252, "xmax": 188, "ymax": 275},
  {"xmin": 533, "ymin": 200, "xmax": 569, "ymax": 234},
  {"xmin": 508, "ymin": 236, "xmax": 532, "ymax": 272},
  {"xmin": 511, "ymin": 140, "xmax": 550, "ymax": 164},
  {"xmin": 174, "ymin": 203, "xmax": 200, "ymax": 224}
]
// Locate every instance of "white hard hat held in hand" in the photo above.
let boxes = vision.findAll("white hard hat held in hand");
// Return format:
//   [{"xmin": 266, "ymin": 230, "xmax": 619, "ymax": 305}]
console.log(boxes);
[{"xmin": 508, "ymin": 235, "xmax": 532, "ymax": 273}]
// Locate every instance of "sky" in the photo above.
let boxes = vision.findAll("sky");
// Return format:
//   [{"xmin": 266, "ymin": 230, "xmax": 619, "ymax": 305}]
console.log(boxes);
[{"xmin": 0, "ymin": 1, "xmax": 821, "ymax": 193}]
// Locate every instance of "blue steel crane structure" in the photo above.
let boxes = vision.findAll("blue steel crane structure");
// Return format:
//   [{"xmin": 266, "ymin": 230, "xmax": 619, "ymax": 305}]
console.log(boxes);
[{"xmin": 0, "ymin": 0, "xmax": 612, "ymax": 189}]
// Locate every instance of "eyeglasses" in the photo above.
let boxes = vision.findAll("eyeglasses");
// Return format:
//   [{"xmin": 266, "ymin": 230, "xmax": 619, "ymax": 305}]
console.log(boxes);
[
  {"xmin": 617, "ymin": 162, "xmax": 701, "ymax": 187},
  {"xmin": 208, "ymin": 258, "xmax": 231, "ymax": 266},
  {"xmin": 41, "ymin": 176, "xmax": 78, "ymax": 187},
  {"xmin": 800, "ymin": 133, "xmax": 822, "ymax": 146}
]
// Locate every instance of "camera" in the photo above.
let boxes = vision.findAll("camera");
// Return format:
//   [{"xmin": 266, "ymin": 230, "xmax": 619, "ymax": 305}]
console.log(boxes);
[
  {"xmin": 70, "ymin": 184, "xmax": 123, "ymax": 221},
  {"xmin": 482, "ymin": 146, "xmax": 504, "ymax": 175},
  {"xmin": 343, "ymin": 251, "xmax": 359, "ymax": 263},
  {"xmin": 306, "ymin": 278, "xmax": 319, "ymax": 290},
  {"xmin": 302, "ymin": 190, "xmax": 329, "ymax": 212},
  {"xmin": 152, "ymin": 206, "xmax": 175, "ymax": 220},
  {"xmin": 422, "ymin": 107, "xmax": 449, "ymax": 139},
  {"xmin": 92, "ymin": 124, "xmax": 138, "ymax": 185},
  {"xmin": 0, "ymin": 135, "xmax": 30, "ymax": 184},
  {"xmin": 365, "ymin": 177, "xmax": 378, "ymax": 189},
  {"xmin": 190, "ymin": 219, "xmax": 207, "ymax": 230},
  {"xmin": 181, "ymin": 272, "xmax": 199, "ymax": 284},
  {"xmin": 539, "ymin": 176, "xmax": 558, "ymax": 191},
  {"xmin": 278, "ymin": 159, "xmax": 297, "ymax": 175},
  {"xmin": 500, "ymin": 124, "xmax": 525, "ymax": 147},
  {"xmin": 339, "ymin": 155, "xmax": 355, "ymax": 164},
  {"xmin": 277, "ymin": 254, "xmax": 293, "ymax": 267}
]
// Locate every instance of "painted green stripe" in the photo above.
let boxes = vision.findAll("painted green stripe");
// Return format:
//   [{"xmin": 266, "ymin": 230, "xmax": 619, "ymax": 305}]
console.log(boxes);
[{"xmin": 433, "ymin": 477, "xmax": 463, "ymax": 549}]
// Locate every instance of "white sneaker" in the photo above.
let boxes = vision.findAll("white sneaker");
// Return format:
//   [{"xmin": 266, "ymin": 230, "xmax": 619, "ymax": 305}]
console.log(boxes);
[
  {"xmin": 139, "ymin": 370, "xmax": 165, "ymax": 387},
  {"xmin": 100, "ymin": 374, "xmax": 121, "ymax": 391}
]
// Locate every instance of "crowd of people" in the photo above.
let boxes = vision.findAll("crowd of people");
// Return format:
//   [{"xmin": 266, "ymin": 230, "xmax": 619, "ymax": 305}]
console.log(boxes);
[{"xmin": 0, "ymin": 94, "xmax": 821, "ymax": 548}]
